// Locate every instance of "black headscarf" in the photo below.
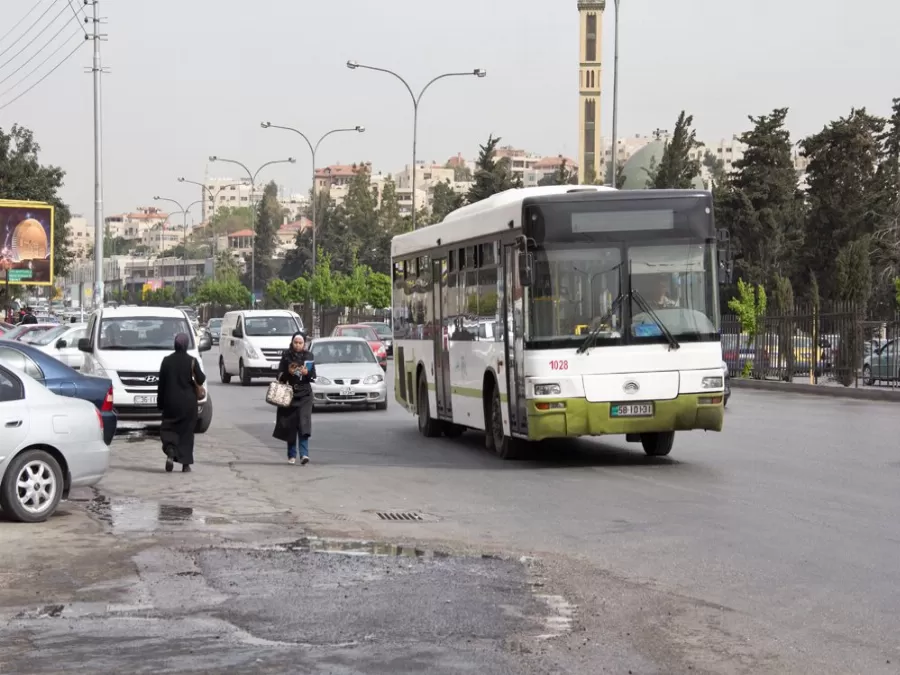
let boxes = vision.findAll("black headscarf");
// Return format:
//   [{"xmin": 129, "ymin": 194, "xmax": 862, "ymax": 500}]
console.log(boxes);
[{"xmin": 174, "ymin": 333, "xmax": 190, "ymax": 352}]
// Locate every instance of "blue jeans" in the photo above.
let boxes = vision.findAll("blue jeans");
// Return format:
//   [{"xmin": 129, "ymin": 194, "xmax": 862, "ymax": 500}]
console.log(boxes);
[{"xmin": 287, "ymin": 435, "xmax": 309, "ymax": 459}]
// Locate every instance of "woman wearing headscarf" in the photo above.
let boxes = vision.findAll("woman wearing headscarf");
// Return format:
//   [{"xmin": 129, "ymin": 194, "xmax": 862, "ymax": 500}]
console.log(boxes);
[
  {"xmin": 157, "ymin": 332, "xmax": 206, "ymax": 473},
  {"xmin": 273, "ymin": 332, "xmax": 317, "ymax": 465}
]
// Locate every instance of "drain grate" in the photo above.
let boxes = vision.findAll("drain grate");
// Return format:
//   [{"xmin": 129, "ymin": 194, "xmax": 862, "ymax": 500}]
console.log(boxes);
[{"xmin": 376, "ymin": 511, "xmax": 424, "ymax": 522}]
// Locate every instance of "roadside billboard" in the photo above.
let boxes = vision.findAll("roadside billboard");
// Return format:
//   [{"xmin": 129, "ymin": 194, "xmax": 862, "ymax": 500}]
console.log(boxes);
[{"xmin": 0, "ymin": 199, "xmax": 55, "ymax": 286}]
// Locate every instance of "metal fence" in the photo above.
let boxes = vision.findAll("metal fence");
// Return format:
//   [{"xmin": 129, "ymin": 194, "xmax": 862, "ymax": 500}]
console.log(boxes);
[{"xmin": 721, "ymin": 304, "xmax": 900, "ymax": 389}]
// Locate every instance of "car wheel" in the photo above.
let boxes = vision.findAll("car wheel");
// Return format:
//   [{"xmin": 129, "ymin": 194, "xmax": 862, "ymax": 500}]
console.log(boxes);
[
  {"xmin": 641, "ymin": 432, "xmax": 675, "ymax": 457},
  {"xmin": 196, "ymin": 394, "xmax": 213, "ymax": 434},
  {"xmin": 219, "ymin": 358, "xmax": 232, "ymax": 384},
  {"xmin": 863, "ymin": 365, "xmax": 874, "ymax": 386},
  {"xmin": 239, "ymin": 360, "xmax": 251, "ymax": 386},
  {"xmin": 0, "ymin": 449, "xmax": 64, "ymax": 523}
]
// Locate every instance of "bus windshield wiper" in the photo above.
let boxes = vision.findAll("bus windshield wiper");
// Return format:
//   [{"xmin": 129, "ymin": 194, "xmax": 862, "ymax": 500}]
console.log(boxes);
[
  {"xmin": 576, "ymin": 293, "xmax": 624, "ymax": 354},
  {"xmin": 631, "ymin": 288, "xmax": 681, "ymax": 351}
]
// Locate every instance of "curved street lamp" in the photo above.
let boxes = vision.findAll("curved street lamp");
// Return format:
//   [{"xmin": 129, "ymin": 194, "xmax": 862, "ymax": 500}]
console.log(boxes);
[
  {"xmin": 346, "ymin": 61, "xmax": 486, "ymax": 230},
  {"xmin": 207, "ymin": 156, "xmax": 296, "ymax": 304},
  {"xmin": 153, "ymin": 196, "xmax": 203, "ymax": 295},
  {"xmin": 177, "ymin": 177, "xmax": 249, "ymax": 277}
]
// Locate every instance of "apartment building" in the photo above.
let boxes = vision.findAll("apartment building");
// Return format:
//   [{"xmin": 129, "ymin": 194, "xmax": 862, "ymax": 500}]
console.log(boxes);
[
  {"xmin": 67, "ymin": 216, "xmax": 93, "ymax": 258},
  {"xmin": 104, "ymin": 207, "xmax": 169, "ymax": 241}
]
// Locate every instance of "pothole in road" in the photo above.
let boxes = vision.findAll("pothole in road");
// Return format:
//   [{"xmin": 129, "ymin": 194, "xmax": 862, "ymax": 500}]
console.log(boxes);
[{"xmin": 86, "ymin": 492, "xmax": 230, "ymax": 533}]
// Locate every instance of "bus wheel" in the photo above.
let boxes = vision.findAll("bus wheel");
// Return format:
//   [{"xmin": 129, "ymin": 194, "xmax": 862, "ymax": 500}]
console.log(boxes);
[
  {"xmin": 417, "ymin": 377, "xmax": 440, "ymax": 438},
  {"xmin": 641, "ymin": 432, "xmax": 674, "ymax": 457},
  {"xmin": 488, "ymin": 386, "xmax": 519, "ymax": 460}
]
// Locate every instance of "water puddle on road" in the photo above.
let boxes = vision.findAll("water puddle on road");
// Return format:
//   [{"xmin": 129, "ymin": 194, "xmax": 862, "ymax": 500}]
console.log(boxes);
[{"xmin": 86, "ymin": 493, "xmax": 223, "ymax": 533}]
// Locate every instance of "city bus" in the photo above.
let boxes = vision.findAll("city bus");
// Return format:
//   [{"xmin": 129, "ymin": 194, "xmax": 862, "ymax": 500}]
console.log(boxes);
[{"xmin": 390, "ymin": 185, "xmax": 724, "ymax": 459}]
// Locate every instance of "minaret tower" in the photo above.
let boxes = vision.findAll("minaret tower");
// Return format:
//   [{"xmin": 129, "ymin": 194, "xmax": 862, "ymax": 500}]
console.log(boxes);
[{"xmin": 577, "ymin": 0, "xmax": 605, "ymax": 184}]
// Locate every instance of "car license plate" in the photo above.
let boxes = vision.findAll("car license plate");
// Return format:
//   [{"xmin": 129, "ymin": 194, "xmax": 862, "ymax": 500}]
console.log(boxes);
[
  {"xmin": 340, "ymin": 387, "xmax": 352, "ymax": 396},
  {"xmin": 134, "ymin": 395, "xmax": 157, "ymax": 406},
  {"xmin": 611, "ymin": 402, "xmax": 654, "ymax": 417}
]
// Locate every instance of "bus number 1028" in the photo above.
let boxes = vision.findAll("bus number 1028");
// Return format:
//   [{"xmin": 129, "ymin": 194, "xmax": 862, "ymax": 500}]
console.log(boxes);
[{"xmin": 550, "ymin": 360, "xmax": 569, "ymax": 371}]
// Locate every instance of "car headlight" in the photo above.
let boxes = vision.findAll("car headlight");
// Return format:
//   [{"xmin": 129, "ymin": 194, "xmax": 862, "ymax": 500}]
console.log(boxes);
[
  {"xmin": 364, "ymin": 373, "xmax": 384, "ymax": 385},
  {"xmin": 245, "ymin": 343, "xmax": 260, "ymax": 359},
  {"xmin": 317, "ymin": 376, "xmax": 332, "ymax": 385},
  {"xmin": 534, "ymin": 383, "xmax": 561, "ymax": 396},
  {"xmin": 702, "ymin": 376, "xmax": 723, "ymax": 389}
]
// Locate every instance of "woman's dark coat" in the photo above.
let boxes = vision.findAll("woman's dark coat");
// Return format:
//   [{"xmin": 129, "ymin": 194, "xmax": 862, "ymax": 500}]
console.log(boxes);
[
  {"xmin": 157, "ymin": 349, "xmax": 206, "ymax": 464},
  {"xmin": 272, "ymin": 344, "xmax": 317, "ymax": 443}
]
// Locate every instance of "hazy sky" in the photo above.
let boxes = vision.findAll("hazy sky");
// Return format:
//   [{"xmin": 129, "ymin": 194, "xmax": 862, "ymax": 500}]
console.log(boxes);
[{"xmin": 1, "ymin": 0, "xmax": 897, "ymax": 220}]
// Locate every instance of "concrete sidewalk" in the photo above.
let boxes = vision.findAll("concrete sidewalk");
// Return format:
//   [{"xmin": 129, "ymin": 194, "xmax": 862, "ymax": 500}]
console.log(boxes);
[{"xmin": 731, "ymin": 377, "xmax": 900, "ymax": 402}]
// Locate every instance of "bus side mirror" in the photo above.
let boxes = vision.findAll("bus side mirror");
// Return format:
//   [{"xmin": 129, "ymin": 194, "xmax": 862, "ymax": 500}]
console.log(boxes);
[{"xmin": 518, "ymin": 252, "xmax": 533, "ymax": 287}]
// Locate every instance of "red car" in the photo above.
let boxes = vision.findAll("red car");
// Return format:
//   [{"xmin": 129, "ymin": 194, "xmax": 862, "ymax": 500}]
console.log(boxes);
[{"xmin": 331, "ymin": 324, "xmax": 387, "ymax": 370}]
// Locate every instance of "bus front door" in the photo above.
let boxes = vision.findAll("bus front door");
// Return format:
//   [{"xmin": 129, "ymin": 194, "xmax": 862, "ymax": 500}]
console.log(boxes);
[
  {"xmin": 504, "ymin": 245, "xmax": 528, "ymax": 436},
  {"xmin": 432, "ymin": 258, "xmax": 453, "ymax": 420}
]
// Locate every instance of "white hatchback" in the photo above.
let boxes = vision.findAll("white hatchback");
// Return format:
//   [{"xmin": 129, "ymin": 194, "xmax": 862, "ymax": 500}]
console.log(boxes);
[{"xmin": 0, "ymin": 364, "xmax": 110, "ymax": 523}]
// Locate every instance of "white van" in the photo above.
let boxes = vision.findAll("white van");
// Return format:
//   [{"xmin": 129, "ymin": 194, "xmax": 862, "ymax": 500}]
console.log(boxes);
[
  {"xmin": 78, "ymin": 306, "xmax": 213, "ymax": 432},
  {"xmin": 218, "ymin": 310, "xmax": 304, "ymax": 386}
]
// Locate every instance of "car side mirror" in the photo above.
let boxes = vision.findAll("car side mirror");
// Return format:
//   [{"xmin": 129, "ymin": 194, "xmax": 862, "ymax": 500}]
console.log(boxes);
[
  {"xmin": 517, "ymin": 251, "xmax": 533, "ymax": 287},
  {"xmin": 231, "ymin": 329, "xmax": 241, "ymax": 338},
  {"xmin": 56, "ymin": 338, "xmax": 67, "ymax": 349},
  {"xmin": 77, "ymin": 337, "xmax": 91, "ymax": 353},
  {"xmin": 198, "ymin": 334, "xmax": 212, "ymax": 352}
]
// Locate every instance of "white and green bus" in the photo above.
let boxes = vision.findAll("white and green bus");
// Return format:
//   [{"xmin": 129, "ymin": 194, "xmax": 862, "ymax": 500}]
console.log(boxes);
[{"xmin": 390, "ymin": 186, "xmax": 725, "ymax": 458}]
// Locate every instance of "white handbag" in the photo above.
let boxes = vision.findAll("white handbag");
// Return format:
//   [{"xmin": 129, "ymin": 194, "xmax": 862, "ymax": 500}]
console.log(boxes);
[{"xmin": 266, "ymin": 381, "xmax": 294, "ymax": 407}]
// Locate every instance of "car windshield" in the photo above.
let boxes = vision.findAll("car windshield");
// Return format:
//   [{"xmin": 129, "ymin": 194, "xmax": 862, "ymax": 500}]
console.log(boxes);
[
  {"xmin": 245, "ymin": 316, "xmax": 299, "ymax": 336},
  {"xmin": 337, "ymin": 326, "xmax": 378, "ymax": 341},
  {"xmin": 312, "ymin": 341, "xmax": 377, "ymax": 364},
  {"xmin": 29, "ymin": 325, "xmax": 69, "ymax": 346},
  {"xmin": 18, "ymin": 327, "xmax": 52, "ymax": 343},
  {"xmin": 365, "ymin": 323, "xmax": 392, "ymax": 338},
  {"xmin": 208, "ymin": 319, "xmax": 222, "ymax": 328},
  {"xmin": 99, "ymin": 317, "xmax": 193, "ymax": 350}
]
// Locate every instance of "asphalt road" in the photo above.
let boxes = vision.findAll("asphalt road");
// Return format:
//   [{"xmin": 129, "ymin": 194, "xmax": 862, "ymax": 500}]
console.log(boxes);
[{"xmin": 1, "ymin": 353, "xmax": 898, "ymax": 674}]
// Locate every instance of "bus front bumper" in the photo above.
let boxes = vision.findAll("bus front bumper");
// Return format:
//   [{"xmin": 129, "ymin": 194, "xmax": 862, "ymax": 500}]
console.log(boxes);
[{"xmin": 526, "ymin": 393, "xmax": 724, "ymax": 441}]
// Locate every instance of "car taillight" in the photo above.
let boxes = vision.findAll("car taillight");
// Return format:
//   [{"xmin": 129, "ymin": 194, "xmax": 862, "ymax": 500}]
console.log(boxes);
[{"xmin": 101, "ymin": 386, "xmax": 114, "ymax": 412}]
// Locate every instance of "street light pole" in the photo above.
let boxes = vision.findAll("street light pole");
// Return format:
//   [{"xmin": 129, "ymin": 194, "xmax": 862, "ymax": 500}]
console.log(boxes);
[
  {"xmin": 153, "ymin": 197, "xmax": 202, "ymax": 296},
  {"xmin": 259, "ymin": 124, "xmax": 364, "ymax": 278},
  {"xmin": 610, "ymin": 0, "xmax": 621, "ymax": 189},
  {"xmin": 177, "ymin": 177, "xmax": 248, "ymax": 279},
  {"xmin": 346, "ymin": 61, "xmax": 486, "ymax": 230},
  {"xmin": 207, "ymin": 156, "xmax": 296, "ymax": 306}
]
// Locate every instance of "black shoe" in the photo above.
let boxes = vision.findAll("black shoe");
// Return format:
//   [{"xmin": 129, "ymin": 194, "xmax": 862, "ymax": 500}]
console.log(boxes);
[
  {"xmin": 165, "ymin": 458, "xmax": 174, "ymax": 473},
  {"xmin": 300, "ymin": 456, "xmax": 309, "ymax": 466},
  {"xmin": 182, "ymin": 465, "xmax": 192, "ymax": 473}
]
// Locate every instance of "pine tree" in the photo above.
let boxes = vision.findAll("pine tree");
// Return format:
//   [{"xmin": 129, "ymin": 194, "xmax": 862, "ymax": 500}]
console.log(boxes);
[
  {"xmin": 467, "ymin": 134, "xmax": 518, "ymax": 204},
  {"xmin": 428, "ymin": 180, "xmax": 464, "ymax": 224},
  {"xmin": 249, "ymin": 181, "xmax": 283, "ymax": 291},
  {"xmin": 871, "ymin": 98, "xmax": 900, "ymax": 315},
  {"xmin": 719, "ymin": 108, "xmax": 805, "ymax": 289},
  {"xmin": 538, "ymin": 157, "xmax": 578, "ymax": 186},
  {"xmin": 651, "ymin": 111, "xmax": 702, "ymax": 189}
]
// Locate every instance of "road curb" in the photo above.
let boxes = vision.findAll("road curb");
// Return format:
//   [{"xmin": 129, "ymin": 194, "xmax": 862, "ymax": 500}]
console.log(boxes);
[{"xmin": 730, "ymin": 378, "xmax": 900, "ymax": 402}]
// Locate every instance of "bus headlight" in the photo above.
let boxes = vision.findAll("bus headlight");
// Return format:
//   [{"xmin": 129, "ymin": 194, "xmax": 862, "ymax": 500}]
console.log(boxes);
[
  {"xmin": 702, "ymin": 376, "xmax": 723, "ymax": 389},
  {"xmin": 534, "ymin": 383, "xmax": 561, "ymax": 396}
]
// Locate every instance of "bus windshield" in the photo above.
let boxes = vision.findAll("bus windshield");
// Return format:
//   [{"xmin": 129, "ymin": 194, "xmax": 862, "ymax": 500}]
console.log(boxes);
[{"xmin": 524, "ymin": 195, "xmax": 719, "ymax": 349}]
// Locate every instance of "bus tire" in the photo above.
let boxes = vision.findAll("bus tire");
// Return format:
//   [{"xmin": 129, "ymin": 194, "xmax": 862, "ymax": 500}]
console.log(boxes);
[
  {"xmin": 641, "ymin": 431, "xmax": 674, "ymax": 457},
  {"xmin": 487, "ymin": 384, "xmax": 519, "ymax": 460},
  {"xmin": 417, "ymin": 376, "xmax": 440, "ymax": 438}
]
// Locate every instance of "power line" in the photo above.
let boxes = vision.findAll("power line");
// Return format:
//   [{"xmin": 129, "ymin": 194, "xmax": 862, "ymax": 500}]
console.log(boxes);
[
  {"xmin": 0, "ymin": 0, "xmax": 52, "ymax": 47},
  {"xmin": 0, "ymin": 0, "xmax": 70, "ymax": 73},
  {"xmin": 0, "ymin": 14, "xmax": 83, "ymax": 87},
  {"xmin": 0, "ymin": 38, "xmax": 84, "ymax": 112},
  {"xmin": 65, "ymin": 0, "xmax": 90, "ymax": 37},
  {"xmin": 0, "ymin": 0, "xmax": 63, "ymax": 62}
]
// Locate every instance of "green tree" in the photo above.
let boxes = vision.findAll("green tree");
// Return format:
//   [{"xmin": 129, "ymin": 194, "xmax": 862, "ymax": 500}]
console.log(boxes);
[
  {"xmin": 282, "ymin": 191, "xmax": 337, "ymax": 279},
  {"xmin": 445, "ymin": 160, "xmax": 472, "ymax": 182},
  {"xmin": 800, "ymin": 108, "xmax": 885, "ymax": 303},
  {"xmin": 727, "ymin": 279, "xmax": 767, "ymax": 378},
  {"xmin": 538, "ymin": 157, "xmax": 578, "ymax": 186},
  {"xmin": 467, "ymin": 134, "xmax": 519, "ymax": 204},
  {"xmin": 428, "ymin": 179, "xmax": 465, "ymax": 225},
  {"xmin": 719, "ymin": 109, "xmax": 805, "ymax": 289},
  {"xmin": 894, "ymin": 277, "xmax": 900, "ymax": 306},
  {"xmin": 771, "ymin": 274, "xmax": 795, "ymax": 380},
  {"xmin": 834, "ymin": 236, "xmax": 873, "ymax": 385},
  {"xmin": 249, "ymin": 181, "xmax": 283, "ymax": 292},
  {"xmin": 366, "ymin": 271, "xmax": 392, "ymax": 309},
  {"xmin": 651, "ymin": 111, "xmax": 702, "ymax": 189},
  {"xmin": 289, "ymin": 276, "xmax": 311, "ymax": 305},
  {"xmin": 604, "ymin": 159, "xmax": 627, "ymax": 189},
  {"xmin": 143, "ymin": 286, "xmax": 177, "ymax": 306},
  {"xmin": 209, "ymin": 206, "xmax": 252, "ymax": 236},
  {"xmin": 265, "ymin": 278, "xmax": 293, "ymax": 308},
  {"xmin": 0, "ymin": 124, "xmax": 73, "ymax": 278},
  {"xmin": 336, "ymin": 256, "xmax": 369, "ymax": 315},
  {"xmin": 378, "ymin": 176, "xmax": 403, "ymax": 234},
  {"xmin": 871, "ymin": 98, "xmax": 900, "ymax": 315},
  {"xmin": 310, "ymin": 249, "xmax": 339, "ymax": 308},
  {"xmin": 192, "ymin": 278, "xmax": 251, "ymax": 307}
]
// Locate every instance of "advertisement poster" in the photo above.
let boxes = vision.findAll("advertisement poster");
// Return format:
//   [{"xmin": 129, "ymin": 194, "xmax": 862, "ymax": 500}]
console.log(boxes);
[{"xmin": 0, "ymin": 200, "xmax": 55, "ymax": 286}]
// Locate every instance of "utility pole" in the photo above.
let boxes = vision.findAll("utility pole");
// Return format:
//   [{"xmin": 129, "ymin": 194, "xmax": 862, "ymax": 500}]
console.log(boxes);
[{"xmin": 87, "ymin": 0, "xmax": 107, "ymax": 309}]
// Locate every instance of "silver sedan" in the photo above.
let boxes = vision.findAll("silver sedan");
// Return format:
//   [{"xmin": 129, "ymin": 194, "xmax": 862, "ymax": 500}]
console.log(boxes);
[{"xmin": 309, "ymin": 337, "xmax": 388, "ymax": 411}]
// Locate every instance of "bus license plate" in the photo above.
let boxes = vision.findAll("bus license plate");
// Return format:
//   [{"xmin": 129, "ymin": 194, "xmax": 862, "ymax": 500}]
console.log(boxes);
[
  {"xmin": 611, "ymin": 402, "xmax": 653, "ymax": 417},
  {"xmin": 340, "ymin": 387, "xmax": 353, "ymax": 396},
  {"xmin": 134, "ymin": 395, "xmax": 157, "ymax": 406}
]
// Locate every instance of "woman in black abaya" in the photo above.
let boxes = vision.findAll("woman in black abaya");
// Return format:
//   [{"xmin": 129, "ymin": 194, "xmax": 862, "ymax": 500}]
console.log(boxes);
[
  {"xmin": 157, "ymin": 332, "xmax": 206, "ymax": 473},
  {"xmin": 273, "ymin": 332, "xmax": 317, "ymax": 465}
]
